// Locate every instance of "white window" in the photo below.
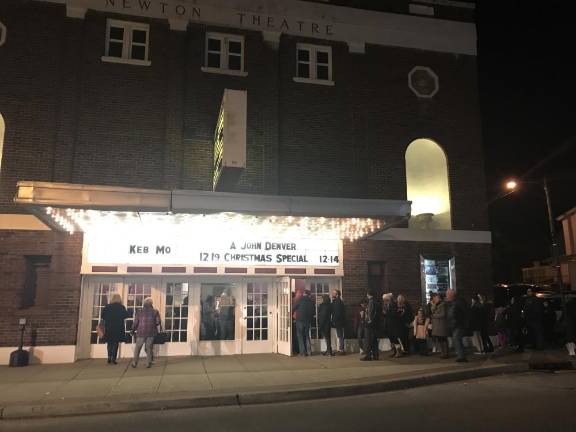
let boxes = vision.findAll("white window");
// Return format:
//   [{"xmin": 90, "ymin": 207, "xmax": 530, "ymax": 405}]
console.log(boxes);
[
  {"xmin": 294, "ymin": 44, "xmax": 334, "ymax": 86},
  {"xmin": 102, "ymin": 19, "xmax": 150, "ymax": 66},
  {"xmin": 202, "ymin": 33, "xmax": 247, "ymax": 77}
]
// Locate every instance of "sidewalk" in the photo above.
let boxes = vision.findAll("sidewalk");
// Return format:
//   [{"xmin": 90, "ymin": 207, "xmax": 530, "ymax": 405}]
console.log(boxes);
[{"xmin": 0, "ymin": 349, "xmax": 572, "ymax": 420}]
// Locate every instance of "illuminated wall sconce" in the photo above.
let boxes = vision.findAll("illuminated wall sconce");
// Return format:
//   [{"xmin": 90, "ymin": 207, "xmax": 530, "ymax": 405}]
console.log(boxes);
[{"xmin": 0, "ymin": 22, "xmax": 7, "ymax": 47}]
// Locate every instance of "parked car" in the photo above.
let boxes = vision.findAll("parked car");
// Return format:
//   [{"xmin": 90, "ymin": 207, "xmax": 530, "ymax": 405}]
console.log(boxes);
[{"xmin": 492, "ymin": 283, "xmax": 544, "ymax": 307}]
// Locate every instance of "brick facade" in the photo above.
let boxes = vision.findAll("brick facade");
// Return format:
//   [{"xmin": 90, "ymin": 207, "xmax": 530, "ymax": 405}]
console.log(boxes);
[
  {"xmin": 0, "ymin": 231, "xmax": 83, "ymax": 347},
  {"xmin": 0, "ymin": 1, "xmax": 490, "ymax": 351},
  {"xmin": 342, "ymin": 240, "xmax": 492, "ymax": 329}
]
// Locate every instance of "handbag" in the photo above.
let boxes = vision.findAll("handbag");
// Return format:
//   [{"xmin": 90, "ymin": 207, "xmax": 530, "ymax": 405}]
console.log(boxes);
[
  {"xmin": 96, "ymin": 322, "xmax": 105, "ymax": 339},
  {"xmin": 153, "ymin": 332, "xmax": 168, "ymax": 344}
]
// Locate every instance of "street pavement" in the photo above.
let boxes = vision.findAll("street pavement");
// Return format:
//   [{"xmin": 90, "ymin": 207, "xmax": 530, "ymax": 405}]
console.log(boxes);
[{"xmin": 3, "ymin": 371, "xmax": 576, "ymax": 432}]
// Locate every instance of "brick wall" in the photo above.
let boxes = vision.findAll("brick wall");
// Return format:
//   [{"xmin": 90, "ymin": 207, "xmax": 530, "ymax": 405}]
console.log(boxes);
[
  {"xmin": 0, "ymin": 2, "xmax": 490, "ymax": 348},
  {"xmin": 0, "ymin": 2, "xmax": 488, "ymax": 230},
  {"xmin": 0, "ymin": 230, "xmax": 83, "ymax": 347},
  {"xmin": 341, "ymin": 239, "xmax": 492, "ymax": 336}
]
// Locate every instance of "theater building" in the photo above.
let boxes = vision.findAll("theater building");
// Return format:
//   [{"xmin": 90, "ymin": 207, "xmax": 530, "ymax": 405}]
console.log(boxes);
[{"xmin": 0, "ymin": 0, "xmax": 491, "ymax": 364}]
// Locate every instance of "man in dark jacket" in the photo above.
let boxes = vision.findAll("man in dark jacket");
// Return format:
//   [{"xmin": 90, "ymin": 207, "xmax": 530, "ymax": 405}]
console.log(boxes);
[
  {"xmin": 318, "ymin": 294, "xmax": 334, "ymax": 356},
  {"xmin": 446, "ymin": 289, "xmax": 468, "ymax": 363},
  {"xmin": 331, "ymin": 289, "xmax": 346, "ymax": 355},
  {"xmin": 293, "ymin": 289, "xmax": 315, "ymax": 356},
  {"xmin": 361, "ymin": 291, "xmax": 380, "ymax": 361},
  {"xmin": 523, "ymin": 288, "xmax": 544, "ymax": 350}
]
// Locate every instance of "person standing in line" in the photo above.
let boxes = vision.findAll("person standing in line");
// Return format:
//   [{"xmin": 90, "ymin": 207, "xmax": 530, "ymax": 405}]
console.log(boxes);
[
  {"xmin": 425, "ymin": 298, "xmax": 436, "ymax": 353},
  {"xmin": 565, "ymin": 296, "xmax": 576, "ymax": 356},
  {"xmin": 478, "ymin": 294, "xmax": 495, "ymax": 353},
  {"xmin": 508, "ymin": 296, "xmax": 525, "ymax": 352},
  {"xmin": 446, "ymin": 289, "xmax": 469, "ymax": 363},
  {"xmin": 131, "ymin": 297, "xmax": 162, "ymax": 368},
  {"xmin": 354, "ymin": 299, "xmax": 368, "ymax": 354},
  {"xmin": 318, "ymin": 294, "xmax": 334, "ymax": 356},
  {"xmin": 542, "ymin": 300, "xmax": 556, "ymax": 345},
  {"xmin": 494, "ymin": 304, "xmax": 509, "ymax": 349},
  {"xmin": 217, "ymin": 290, "xmax": 235, "ymax": 340},
  {"xmin": 293, "ymin": 289, "xmax": 315, "ymax": 356},
  {"xmin": 361, "ymin": 290, "xmax": 379, "ymax": 361},
  {"xmin": 331, "ymin": 289, "xmax": 347, "ymax": 355},
  {"xmin": 412, "ymin": 308, "xmax": 430, "ymax": 356},
  {"xmin": 524, "ymin": 288, "xmax": 544, "ymax": 350},
  {"xmin": 101, "ymin": 293, "xmax": 129, "ymax": 365},
  {"xmin": 291, "ymin": 291, "xmax": 301, "ymax": 355},
  {"xmin": 430, "ymin": 292, "xmax": 450, "ymax": 359},
  {"xmin": 397, "ymin": 295, "xmax": 414, "ymax": 355},
  {"xmin": 382, "ymin": 293, "xmax": 404, "ymax": 357},
  {"xmin": 469, "ymin": 297, "xmax": 484, "ymax": 354}
]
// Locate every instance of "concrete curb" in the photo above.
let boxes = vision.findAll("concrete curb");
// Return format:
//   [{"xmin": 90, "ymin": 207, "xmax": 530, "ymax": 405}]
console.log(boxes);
[{"xmin": 0, "ymin": 363, "xmax": 529, "ymax": 420}]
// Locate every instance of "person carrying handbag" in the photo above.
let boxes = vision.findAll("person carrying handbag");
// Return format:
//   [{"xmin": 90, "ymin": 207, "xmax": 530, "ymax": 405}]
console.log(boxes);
[
  {"xmin": 131, "ymin": 297, "xmax": 162, "ymax": 368},
  {"xmin": 100, "ymin": 293, "xmax": 129, "ymax": 365}
]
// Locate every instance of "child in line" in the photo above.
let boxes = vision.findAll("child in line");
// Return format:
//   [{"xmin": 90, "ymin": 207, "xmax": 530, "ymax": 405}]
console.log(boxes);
[{"xmin": 413, "ymin": 308, "xmax": 430, "ymax": 356}]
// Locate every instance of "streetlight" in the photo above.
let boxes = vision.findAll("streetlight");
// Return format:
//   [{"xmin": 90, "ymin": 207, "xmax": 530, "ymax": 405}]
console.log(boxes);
[
  {"xmin": 505, "ymin": 180, "xmax": 518, "ymax": 191},
  {"xmin": 505, "ymin": 178, "xmax": 566, "ymax": 314}
]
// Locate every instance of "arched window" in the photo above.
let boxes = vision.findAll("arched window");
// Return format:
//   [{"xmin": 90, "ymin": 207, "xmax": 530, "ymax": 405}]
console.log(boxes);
[
  {"xmin": 405, "ymin": 138, "xmax": 451, "ymax": 230},
  {"xmin": 0, "ymin": 114, "xmax": 5, "ymax": 175}
]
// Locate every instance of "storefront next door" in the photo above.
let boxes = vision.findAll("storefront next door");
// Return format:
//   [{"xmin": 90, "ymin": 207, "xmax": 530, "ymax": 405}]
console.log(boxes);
[{"xmin": 77, "ymin": 277, "xmax": 278, "ymax": 359}]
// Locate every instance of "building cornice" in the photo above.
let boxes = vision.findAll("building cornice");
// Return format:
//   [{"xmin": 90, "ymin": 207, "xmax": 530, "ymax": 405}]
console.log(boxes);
[{"xmin": 35, "ymin": 0, "xmax": 477, "ymax": 55}]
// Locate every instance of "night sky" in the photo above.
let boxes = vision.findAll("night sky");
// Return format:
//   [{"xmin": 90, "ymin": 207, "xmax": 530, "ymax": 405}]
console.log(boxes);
[{"xmin": 477, "ymin": 1, "xmax": 576, "ymax": 282}]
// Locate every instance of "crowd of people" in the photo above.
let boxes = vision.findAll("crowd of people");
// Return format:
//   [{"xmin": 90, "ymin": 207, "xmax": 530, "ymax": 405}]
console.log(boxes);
[
  {"xmin": 355, "ymin": 287, "xmax": 576, "ymax": 361},
  {"xmin": 293, "ymin": 289, "xmax": 346, "ymax": 356},
  {"xmin": 96, "ymin": 287, "xmax": 576, "ymax": 367}
]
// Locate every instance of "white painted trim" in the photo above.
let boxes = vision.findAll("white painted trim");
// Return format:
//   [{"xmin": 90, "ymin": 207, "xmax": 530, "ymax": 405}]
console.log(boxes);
[
  {"xmin": 371, "ymin": 228, "xmax": 492, "ymax": 244},
  {"xmin": 0, "ymin": 345, "xmax": 76, "ymax": 365},
  {"xmin": 35, "ymin": 0, "xmax": 477, "ymax": 55},
  {"xmin": 296, "ymin": 43, "xmax": 333, "ymax": 82},
  {"xmin": 416, "ymin": 0, "xmax": 476, "ymax": 9},
  {"xmin": 169, "ymin": 18, "xmax": 188, "ymax": 30},
  {"xmin": 205, "ymin": 32, "xmax": 245, "ymax": 73},
  {"xmin": 15, "ymin": 181, "xmax": 411, "ymax": 218},
  {"xmin": 200, "ymin": 66, "xmax": 248, "ymax": 77},
  {"xmin": 101, "ymin": 56, "xmax": 151, "ymax": 66},
  {"xmin": 105, "ymin": 19, "xmax": 150, "ymax": 64},
  {"xmin": 408, "ymin": 66, "xmax": 439, "ymax": 98},
  {"xmin": 0, "ymin": 214, "xmax": 50, "ymax": 230},
  {"xmin": 347, "ymin": 41, "xmax": 365, "ymax": 54},
  {"xmin": 292, "ymin": 76, "xmax": 335, "ymax": 86},
  {"xmin": 409, "ymin": 4, "xmax": 435, "ymax": 17},
  {"xmin": 66, "ymin": 5, "xmax": 87, "ymax": 18},
  {"xmin": 261, "ymin": 30, "xmax": 281, "ymax": 48}
]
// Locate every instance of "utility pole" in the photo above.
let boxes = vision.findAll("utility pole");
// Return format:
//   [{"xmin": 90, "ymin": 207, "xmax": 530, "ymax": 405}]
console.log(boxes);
[{"xmin": 542, "ymin": 177, "xmax": 566, "ymax": 316}]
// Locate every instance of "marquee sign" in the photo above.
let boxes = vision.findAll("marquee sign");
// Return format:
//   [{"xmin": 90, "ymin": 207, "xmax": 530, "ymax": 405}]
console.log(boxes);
[{"xmin": 85, "ymin": 232, "xmax": 341, "ymax": 267}]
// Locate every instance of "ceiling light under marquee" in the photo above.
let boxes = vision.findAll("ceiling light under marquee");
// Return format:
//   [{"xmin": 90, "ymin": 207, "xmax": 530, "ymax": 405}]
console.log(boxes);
[{"xmin": 43, "ymin": 208, "xmax": 384, "ymax": 241}]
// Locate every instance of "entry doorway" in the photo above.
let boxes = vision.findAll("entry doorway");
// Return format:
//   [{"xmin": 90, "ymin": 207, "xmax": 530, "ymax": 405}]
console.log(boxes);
[
  {"xmin": 77, "ymin": 276, "xmax": 341, "ymax": 359},
  {"xmin": 78, "ymin": 276, "xmax": 280, "ymax": 359},
  {"xmin": 77, "ymin": 278, "xmax": 162, "ymax": 360},
  {"xmin": 195, "ymin": 278, "xmax": 276, "ymax": 355},
  {"xmin": 291, "ymin": 278, "xmax": 342, "ymax": 354}
]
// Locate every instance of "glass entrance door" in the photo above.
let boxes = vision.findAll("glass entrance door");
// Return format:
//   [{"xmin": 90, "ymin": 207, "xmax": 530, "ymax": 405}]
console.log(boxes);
[
  {"xmin": 275, "ymin": 277, "xmax": 292, "ymax": 356},
  {"xmin": 159, "ymin": 281, "xmax": 190, "ymax": 356},
  {"xmin": 78, "ymin": 278, "xmax": 161, "ymax": 359},
  {"xmin": 290, "ymin": 278, "xmax": 341, "ymax": 354},
  {"xmin": 123, "ymin": 280, "xmax": 161, "ymax": 359},
  {"xmin": 81, "ymin": 279, "xmax": 122, "ymax": 359},
  {"xmin": 241, "ymin": 279, "xmax": 274, "ymax": 354},
  {"xmin": 198, "ymin": 281, "xmax": 240, "ymax": 355}
]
